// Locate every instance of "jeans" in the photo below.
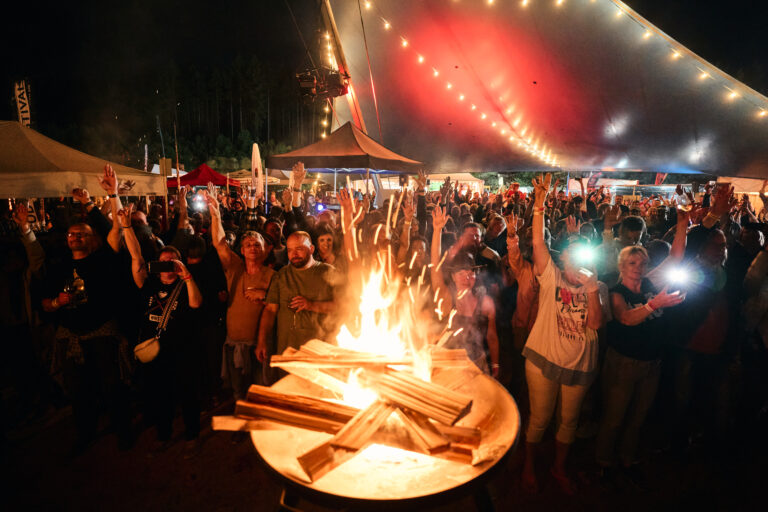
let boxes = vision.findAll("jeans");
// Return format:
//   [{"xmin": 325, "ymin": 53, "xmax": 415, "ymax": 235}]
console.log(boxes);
[
  {"xmin": 525, "ymin": 359, "xmax": 590, "ymax": 444},
  {"xmin": 595, "ymin": 347, "xmax": 660, "ymax": 466}
]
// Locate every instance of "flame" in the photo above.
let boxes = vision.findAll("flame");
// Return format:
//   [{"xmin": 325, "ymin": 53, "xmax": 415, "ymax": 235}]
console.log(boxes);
[{"xmin": 336, "ymin": 267, "xmax": 433, "ymax": 406}]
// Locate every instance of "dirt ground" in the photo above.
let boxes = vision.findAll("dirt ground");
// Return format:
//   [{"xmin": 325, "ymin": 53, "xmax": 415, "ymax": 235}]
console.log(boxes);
[{"xmin": 3, "ymin": 397, "xmax": 764, "ymax": 512}]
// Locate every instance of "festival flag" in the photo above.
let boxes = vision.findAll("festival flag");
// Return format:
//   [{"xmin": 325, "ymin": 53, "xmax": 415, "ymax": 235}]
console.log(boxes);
[
  {"xmin": 654, "ymin": 173, "xmax": 668, "ymax": 185},
  {"xmin": 251, "ymin": 143, "xmax": 264, "ymax": 195},
  {"xmin": 14, "ymin": 81, "xmax": 31, "ymax": 127}
]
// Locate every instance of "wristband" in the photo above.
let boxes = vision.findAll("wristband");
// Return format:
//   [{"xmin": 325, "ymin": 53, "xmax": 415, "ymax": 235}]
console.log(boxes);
[
  {"xmin": 644, "ymin": 302, "xmax": 655, "ymax": 313},
  {"xmin": 109, "ymin": 194, "xmax": 117, "ymax": 198}
]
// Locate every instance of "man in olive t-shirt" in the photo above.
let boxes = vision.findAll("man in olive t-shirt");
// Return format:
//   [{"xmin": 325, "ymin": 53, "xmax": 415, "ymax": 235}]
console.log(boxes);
[{"xmin": 256, "ymin": 231, "xmax": 337, "ymax": 361}]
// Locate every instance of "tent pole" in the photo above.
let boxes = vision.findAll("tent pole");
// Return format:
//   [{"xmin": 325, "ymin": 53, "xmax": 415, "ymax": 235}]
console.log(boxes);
[{"xmin": 334, "ymin": 169, "xmax": 337, "ymax": 194}]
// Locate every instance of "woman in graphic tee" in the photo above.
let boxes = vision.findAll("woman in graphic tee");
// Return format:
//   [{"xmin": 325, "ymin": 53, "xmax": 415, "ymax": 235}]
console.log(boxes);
[{"xmin": 521, "ymin": 174, "xmax": 608, "ymax": 494}]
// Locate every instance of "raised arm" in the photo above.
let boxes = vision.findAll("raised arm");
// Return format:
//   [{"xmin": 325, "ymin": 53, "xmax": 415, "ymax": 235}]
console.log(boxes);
[
  {"xmin": 205, "ymin": 183, "xmax": 235, "ymax": 269},
  {"xmin": 396, "ymin": 192, "xmax": 415, "ymax": 264},
  {"xmin": 117, "ymin": 203, "xmax": 147, "ymax": 288},
  {"xmin": 98, "ymin": 164, "xmax": 124, "ymax": 253},
  {"xmin": 531, "ymin": 174, "xmax": 552, "ymax": 276},
  {"xmin": 669, "ymin": 207, "xmax": 690, "ymax": 261},
  {"xmin": 505, "ymin": 212, "xmax": 524, "ymax": 280}
]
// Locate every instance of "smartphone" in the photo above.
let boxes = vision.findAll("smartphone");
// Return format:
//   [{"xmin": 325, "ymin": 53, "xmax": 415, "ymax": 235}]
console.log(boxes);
[
  {"xmin": 147, "ymin": 261, "xmax": 176, "ymax": 273},
  {"xmin": 578, "ymin": 268, "xmax": 594, "ymax": 278}
]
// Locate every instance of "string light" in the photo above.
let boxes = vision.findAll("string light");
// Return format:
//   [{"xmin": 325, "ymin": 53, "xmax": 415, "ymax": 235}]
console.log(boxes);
[
  {"xmin": 321, "ymin": 132, "xmax": 327, "ymax": 138},
  {"xmin": 432, "ymin": 68, "xmax": 439, "ymax": 77},
  {"xmin": 446, "ymin": 82, "xmax": 452, "ymax": 89},
  {"xmin": 556, "ymin": 0, "xmax": 565, "ymax": 6},
  {"xmin": 417, "ymin": 55, "xmax": 424, "ymax": 63},
  {"xmin": 321, "ymin": 119, "xmax": 328, "ymax": 127},
  {"xmin": 758, "ymin": 110, "xmax": 768, "ymax": 118},
  {"xmin": 364, "ymin": 1, "xmax": 372, "ymax": 9},
  {"xmin": 614, "ymin": 10, "xmax": 623, "ymax": 18},
  {"xmin": 324, "ymin": 105, "xmax": 330, "ymax": 113},
  {"xmin": 400, "ymin": 38, "xmax": 408, "ymax": 47},
  {"xmin": 383, "ymin": 19, "xmax": 391, "ymax": 30},
  {"xmin": 324, "ymin": 32, "xmax": 330, "ymax": 40},
  {"xmin": 470, "ymin": 104, "xmax": 477, "ymax": 110},
  {"xmin": 698, "ymin": 71, "xmax": 710, "ymax": 80},
  {"xmin": 521, "ymin": 0, "xmax": 529, "ymax": 6},
  {"xmin": 726, "ymin": 90, "xmax": 740, "ymax": 101},
  {"xmin": 480, "ymin": 113, "xmax": 487, "ymax": 120},
  {"xmin": 458, "ymin": 94, "xmax": 465, "ymax": 101},
  {"xmin": 670, "ymin": 50, "xmax": 682, "ymax": 60},
  {"xmin": 642, "ymin": 30, "xmax": 652, "ymax": 40}
]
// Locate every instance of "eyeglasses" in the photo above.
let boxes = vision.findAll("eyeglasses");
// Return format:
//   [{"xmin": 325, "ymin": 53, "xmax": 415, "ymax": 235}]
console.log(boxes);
[{"xmin": 67, "ymin": 232, "xmax": 91, "ymax": 239}]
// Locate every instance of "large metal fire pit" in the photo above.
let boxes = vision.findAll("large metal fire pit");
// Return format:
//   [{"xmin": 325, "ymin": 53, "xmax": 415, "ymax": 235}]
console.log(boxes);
[{"xmin": 249, "ymin": 369, "xmax": 520, "ymax": 507}]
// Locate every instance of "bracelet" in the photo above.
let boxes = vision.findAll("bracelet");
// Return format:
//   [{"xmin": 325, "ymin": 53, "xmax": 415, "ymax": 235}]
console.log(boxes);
[
  {"xmin": 491, "ymin": 363, "xmax": 500, "ymax": 369},
  {"xmin": 181, "ymin": 274, "xmax": 192, "ymax": 281},
  {"xmin": 644, "ymin": 302, "xmax": 655, "ymax": 313},
  {"xmin": 109, "ymin": 194, "xmax": 117, "ymax": 198},
  {"xmin": 404, "ymin": 220, "xmax": 412, "ymax": 225}
]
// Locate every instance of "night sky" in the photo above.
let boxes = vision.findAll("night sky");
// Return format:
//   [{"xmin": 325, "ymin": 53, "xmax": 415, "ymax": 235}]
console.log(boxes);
[{"xmin": 1, "ymin": 0, "xmax": 765, "ymax": 146}]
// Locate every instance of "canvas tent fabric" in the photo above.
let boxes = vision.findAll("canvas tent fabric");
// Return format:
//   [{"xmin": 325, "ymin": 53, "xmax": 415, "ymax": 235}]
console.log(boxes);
[
  {"xmin": 328, "ymin": 0, "xmax": 768, "ymax": 178},
  {"xmin": 0, "ymin": 121, "xmax": 163, "ymax": 198},
  {"xmin": 265, "ymin": 121, "xmax": 422, "ymax": 173},
  {"xmin": 166, "ymin": 163, "xmax": 240, "ymax": 188}
]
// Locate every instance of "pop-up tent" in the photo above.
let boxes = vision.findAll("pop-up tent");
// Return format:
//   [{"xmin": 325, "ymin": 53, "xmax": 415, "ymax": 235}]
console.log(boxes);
[
  {"xmin": 265, "ymin": 121, "xmax": 422, "ymax": 174},
  {"xmin": 327, "ymin": 0, "xmax": 768, "ymax": 177},
  {"xmin": 0, "ymin": 120, "xmax": 163, "ymax": 198},
  {"xmin": 166, "ymin": 163, "xmax": 241, "ymax": 188}
]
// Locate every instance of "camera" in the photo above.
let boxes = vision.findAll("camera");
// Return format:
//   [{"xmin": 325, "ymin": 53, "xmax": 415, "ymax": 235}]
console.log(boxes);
[{"xmin": 148, "ymin": 261, "xmax": 176, "ymax": 273}]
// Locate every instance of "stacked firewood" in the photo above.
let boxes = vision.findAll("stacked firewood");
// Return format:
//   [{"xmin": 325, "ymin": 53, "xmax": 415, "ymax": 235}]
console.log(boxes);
[{"xmin": 214, "ymin": 339, "xmax": 483, "ymax": 482}]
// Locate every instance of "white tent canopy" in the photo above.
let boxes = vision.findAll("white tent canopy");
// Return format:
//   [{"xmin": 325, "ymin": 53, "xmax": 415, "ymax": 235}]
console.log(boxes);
[{"xmin": 0, "ymin": 121, "xmax": 164, "ymax": 198}]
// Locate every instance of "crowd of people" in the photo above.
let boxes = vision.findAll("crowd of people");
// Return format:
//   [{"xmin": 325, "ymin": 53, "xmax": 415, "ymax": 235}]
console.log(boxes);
[{"xmin": 2, "ymin": 163, "xmax": 767, "ymax": 493}]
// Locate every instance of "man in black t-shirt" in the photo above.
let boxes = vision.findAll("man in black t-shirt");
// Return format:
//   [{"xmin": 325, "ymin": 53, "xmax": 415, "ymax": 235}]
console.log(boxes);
[{"xmin": 42, "ymin": 165, "xmax": 132, "ymax": 453}]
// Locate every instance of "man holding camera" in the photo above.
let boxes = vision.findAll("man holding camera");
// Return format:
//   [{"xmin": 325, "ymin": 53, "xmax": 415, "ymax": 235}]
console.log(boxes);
[{"xmin": 42, "ymin": 165, "xmax": 132, "ymax": 453}]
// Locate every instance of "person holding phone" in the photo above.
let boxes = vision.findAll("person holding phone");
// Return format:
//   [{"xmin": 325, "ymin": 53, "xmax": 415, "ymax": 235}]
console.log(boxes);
[
  {"xmin": 521, "ymin": 173, "xmax": 609, "ymax": 495},
  {"xmin": 119, "ymin": 198, "xmax": 203, "ymax": 457},
  {"xmin": 595, "ymin": 209, "xmax": 688, "ymax": 489}
]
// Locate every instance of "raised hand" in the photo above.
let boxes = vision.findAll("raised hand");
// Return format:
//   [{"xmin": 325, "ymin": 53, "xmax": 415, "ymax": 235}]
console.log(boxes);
[
  {"xmin": 12, "ymin": 202, "xmax": 30, "ymax": 232},
  {"xmin": 415, "ymin": 170, "xmax": 428, "ymax": 192},
  {"xmin": 203, "ymin": 188, "xmax": 220, "ymax": 215},
  {"xmin": 403, "ymin": 191, "xmax": 415, "ymax": 221},
  {"xmin": 72, "ymin": 188, "xmax": 91, "ymax": 204},
  {"xmin": 604, "ymin": 205, "xmax": 622, "ymax": 231},
  {"xmin": 532, "ymin": 173, "xmax": 552, "ymax": 206},
  {"xmin": 179, "ymin": 185, "xmax": 189, "ymax": 209},
  {"xmin": 505, "ymin": 212, "xmax": 519, "ymax": 238},
  {"xmin": 565, "ymin": 215, "xmax": 581, "ymax": 234},
  {"xmin": 282, "ymin": 188, "xmax": 293, "ymax": 209},
  {"xmin": 710, "ymin": 184, "xmax": 735, "ymax": 217},
  {"xmin": 116, "ymin": 203, "xmax": 135, "ymax": 228},
  {"xmin": 649, "ymin": 287, "xmax": 685, "ymax": 310},
  {"xmin": 431, "ymin": 205, "xmax": 449, "ymax": 231},
  {"xmin": 338, "ymin": 187, "xmax": 356, "ymax": 232},
  {"xmin": 291, "ymin": 161, "xmax": 307, "ymax": 186},
  {"xmin": 575, "ymin": 268, "xmax": 599, "ymax": 292},
  {"xmin": 99, "ymin": 164, "xmax": 119, "ymax": 194}
]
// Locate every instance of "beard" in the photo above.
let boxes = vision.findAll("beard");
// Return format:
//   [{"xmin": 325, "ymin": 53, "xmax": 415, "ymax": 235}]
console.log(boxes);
[{"xmin": 290, "ymin": 255, "xmax": 311, "ymax": 268}]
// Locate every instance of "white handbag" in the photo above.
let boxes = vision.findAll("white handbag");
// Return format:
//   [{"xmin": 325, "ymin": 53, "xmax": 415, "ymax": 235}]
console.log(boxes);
[{"xmin": 134, "ymin": 280, "xmax": 184, "ymax": 363}]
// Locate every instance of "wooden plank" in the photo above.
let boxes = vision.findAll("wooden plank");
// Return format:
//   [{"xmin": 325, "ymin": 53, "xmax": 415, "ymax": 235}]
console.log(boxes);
[
  {"xmin": 297, "ymin": 440, "xmax": 357, "ymax": 483},
  {"xmin": 212, "ymin": 415, "xmax": 262, "ymax": 432},
  {"xmin": 358, "ymin": 369, "xmax": 473, "ymax": 426},
  {"xmin": 234, "ymin": 401, "xmax": 349, "ymax": 434},
  {"xmin": 246, "ymin": 385, "xmax": 358, "ymax": 423},
  {"xmin": 395, "ymin": 409, "xmax": 450, "ymax": 454},
  {"xmin": 330, "ymin": 400, "xmax": 396, "ymax": 451},
  {"xmin": 433, "ymin": 424, "xmax": 482, "ymax": 448}
]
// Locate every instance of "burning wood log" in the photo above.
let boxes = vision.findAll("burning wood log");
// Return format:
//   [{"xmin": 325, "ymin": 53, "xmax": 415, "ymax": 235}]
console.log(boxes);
[
  {"xmin": 297, "ymin": 441, "xmax": 357, "ymax": 483},
  {"xmin": 270, "ymin": 339, "xmax": 472, "ymax": 369},
  {"xmin": 357, "ymin": 368, "xmax": 473, "ymax": 426},
  {"xmin": 234, "ymin": 386, "xmax": 359, "ymax": 434},
  {"xmin": 395, "ymin": 408, "xmax": 450, "ymax": 454},
  {"xmin": 330, "ymin": 400, "xmax": 397, "ymax": 451}
]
